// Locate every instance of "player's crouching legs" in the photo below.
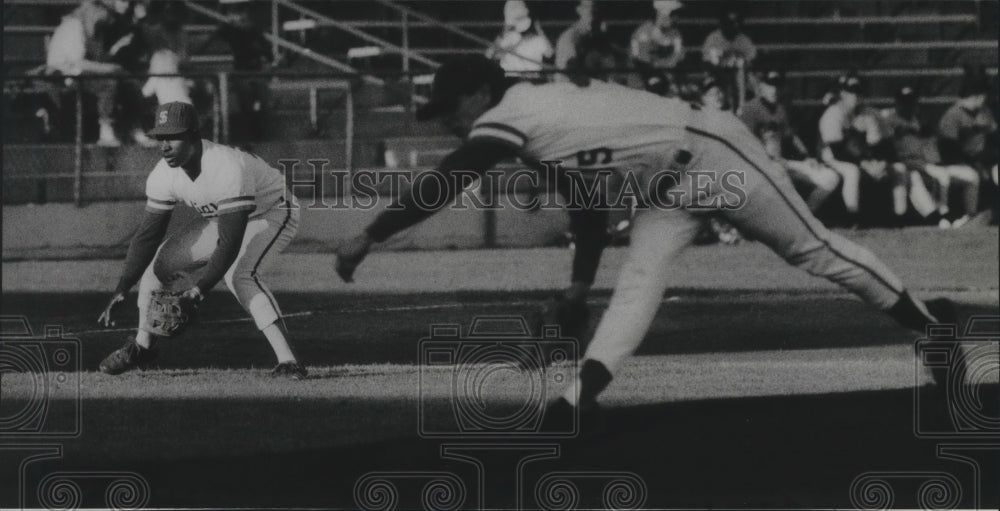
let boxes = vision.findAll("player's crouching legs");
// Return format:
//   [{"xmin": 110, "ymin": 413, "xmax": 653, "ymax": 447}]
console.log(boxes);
[{"xmin": 224, "ymin": 211, "xmax": 306, "ymax": 378}]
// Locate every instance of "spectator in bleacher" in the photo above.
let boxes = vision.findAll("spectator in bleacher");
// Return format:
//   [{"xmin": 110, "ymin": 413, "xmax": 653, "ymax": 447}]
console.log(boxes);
[
  {"xmin": 701, "ymin": 7, "xmax": 756, "ymax": 113},
  {"xmin": 819, "ymin": 74, "xmax": 902, "ymax": 224},
  {"xmin": 200, "ymin": 0, "xmax": 273, "ymax": 141},
  {"xmin": 45, "ymin": 0, "xmax": 134, "ymax": 146},
  {"xmin": 698, "ymin": 74, "xmax": 726, "ymax": 111},
  {"xmin": 486, "ymin": 0, "xmax": 554, "ymax": 77},
  {"xmin": 938, "ymin": 66, "xmax": 998, "ymax": 220},
  {"xmin": 741, "ymin": 70, "xmax": 839, "ymax": 212},
  {"xmin": 881, "ymin": 85, "xmax": 979, "ymax": 227},
  {"xmin": 555, "ymin": 1, "xmax": 596, "ymax": 71},
  {"xmin": 140, "ymin": 1, "xmax": 191, "ymax": 106},
  {"xmin": 630, "ymin": 0, "xmax": 684, "ymax": 96}
]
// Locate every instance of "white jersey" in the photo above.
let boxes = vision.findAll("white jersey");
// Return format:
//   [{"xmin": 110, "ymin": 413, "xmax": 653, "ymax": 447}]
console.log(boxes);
[
  {"xmin": 144, "ymin": 139, "xmax": 287, "ymax": 219},
  {"xmin": 468, "ymin": 80, "xmax": 692, "ymax": 173}
]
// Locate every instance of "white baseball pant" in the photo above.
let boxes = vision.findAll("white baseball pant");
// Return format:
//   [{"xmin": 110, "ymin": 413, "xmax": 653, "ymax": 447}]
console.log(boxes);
[
  {"xmin": 584, "ymin": 108, "xmax": 909, "ymax": 375},
  {"xmin": 136, "ymin": 203, "xmax": 299, "ymax": 333}
]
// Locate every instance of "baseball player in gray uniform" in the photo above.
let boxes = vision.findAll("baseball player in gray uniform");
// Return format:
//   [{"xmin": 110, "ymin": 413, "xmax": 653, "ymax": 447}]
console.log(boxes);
[{"xmin": 335, "ymin": 56, "xmax": 957, "ymax": 425}]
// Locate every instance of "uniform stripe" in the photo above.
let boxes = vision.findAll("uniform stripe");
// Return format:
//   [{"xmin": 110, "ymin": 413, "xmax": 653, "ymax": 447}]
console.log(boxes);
[
  {"xmin": 685, "ymin": 126, "xmax": 904, "ymax": 298},
  {"xmin": 252, "ymin": 206, "xmax": 293, "ymax": 330},
  {"xmin": 217, "ymin": 202, "xmax": 256, "ymax": 213},
  {"xmin": 218, "ymin": 196, "xmax": 255, "ymax": 205},
  {"xmin": 145, "ymin": 200, "xmax": 176, "ymax": 211},
  {"xmin": 144, "ymin": 205, "xmax": 174, "ymax": 214},
  {"xmin": 147, "ymin": 197, "xmax": 177, "ymax": 205},
  {"xmin": 469, "ymin": 124, "xmax": 527, "ymax": 147}
]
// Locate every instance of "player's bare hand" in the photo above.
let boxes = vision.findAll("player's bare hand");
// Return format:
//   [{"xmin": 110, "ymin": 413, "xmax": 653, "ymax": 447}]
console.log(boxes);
[
  {"xmin": 98, "ymin": 292, "xmax": 125, "ymax": 327},
  {"xmin": 335, "ymin": 233, "xmax": 373, "ymax": 283}
]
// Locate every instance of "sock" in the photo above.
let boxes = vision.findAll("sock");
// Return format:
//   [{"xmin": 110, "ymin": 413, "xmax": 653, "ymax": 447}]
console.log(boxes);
[
  {"xmin": 886, "ymin": 291, "xmax": 935, "ymax": 331},
  {"xmin": 564, "ymin": 359, "xmax": 613, "ymax": 407},
  {"xmin": 262, "ymin": 323, "xmax": 296, "ymax": 363},
  {"xmin": 135, "ymin": 330, "xmax": 153, "ymax": 349}
]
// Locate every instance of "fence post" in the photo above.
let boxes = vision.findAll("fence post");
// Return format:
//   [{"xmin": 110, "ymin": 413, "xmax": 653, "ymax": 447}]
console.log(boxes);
[
  {"xmin": 402, "ymin": 11, "xmax": 410, "ymax": 74},
  {"xmin": 271, "ymin": 0, "xmax": 280, "ymax": 63},
  {"xmin": 74, "ymin": 82, "xmax": 83, "ymax": 207},
  {"xmin": 345, "ymin": 81, "xmax": 354, "ymax": 174},
  {"xmin": 218, "ymin": 71, "xmax": 230, "ymax": 143},
  {"xmin": 212, "ymin": 75, "xmax": 221, "ymax": 141},
  {"xmin": 402, "ymin": 11, "xmax": 412, "ymax": 133}
]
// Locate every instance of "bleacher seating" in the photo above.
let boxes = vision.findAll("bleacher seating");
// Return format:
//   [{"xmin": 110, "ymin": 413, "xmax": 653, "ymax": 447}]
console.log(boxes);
[{"xmin": 2, "ymin": 0, "xmax": 997, "ymax": 204}]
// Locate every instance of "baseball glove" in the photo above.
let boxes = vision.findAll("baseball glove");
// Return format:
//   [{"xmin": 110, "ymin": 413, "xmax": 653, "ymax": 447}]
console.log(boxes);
[
  {"xmin": 530, "ymin": 294, "xmax": 591, "ymax": 341},
  {"xmin": 144, "ymin": 289, "xmax": 198, "ymax": 337}
]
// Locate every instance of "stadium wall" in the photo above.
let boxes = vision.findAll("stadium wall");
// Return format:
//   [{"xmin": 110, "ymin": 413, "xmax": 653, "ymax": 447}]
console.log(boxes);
[{"xmin": 1, "ymin": 197, "xmax": 572, "ymax": 260}]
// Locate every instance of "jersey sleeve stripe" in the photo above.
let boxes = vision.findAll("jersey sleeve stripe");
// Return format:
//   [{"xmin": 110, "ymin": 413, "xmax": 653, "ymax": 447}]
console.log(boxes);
[
  {"xmin": 217, "ymin": 201, "xmax": 256, "ymax": 213},
  {"xmin": 468, "ymin": 126, "xmax": 526, "ymax": 148},
  {"xmin": 144, "ymin": 204, "xmax": 174, "ymax": 214},
  {"xmin": 145, "ymin": 199, "xmax": 176, "ymax": 211},
  {"xmin": 147, "ymin": 197, "xmax": 177, "ymax": 206},
  {"xmin": 217, "ymin": 195, "xmax": 255, "ymax": 206}
]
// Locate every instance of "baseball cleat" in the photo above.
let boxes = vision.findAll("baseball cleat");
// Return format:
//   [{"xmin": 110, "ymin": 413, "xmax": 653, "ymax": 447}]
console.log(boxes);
[
  {"xmin": 99, "ymin": 338, "xmax": 158, "ymax": 375},
  {"xmin": 271, "ymin": 361, "xmax": 308, "ymax": 380},
  {"xmin": 539, "ymin": 396, "xmax": 606, "ymax": 439},
  {"xmin": 922, "ymin": 297, "xmax": 964, "ymax": 389}
]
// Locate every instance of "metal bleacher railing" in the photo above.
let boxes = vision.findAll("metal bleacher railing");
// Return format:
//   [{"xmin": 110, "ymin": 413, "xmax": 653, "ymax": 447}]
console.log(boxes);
[{"xmin": 3, "ymin": 0, "xmax": 996, "ymax": 207}]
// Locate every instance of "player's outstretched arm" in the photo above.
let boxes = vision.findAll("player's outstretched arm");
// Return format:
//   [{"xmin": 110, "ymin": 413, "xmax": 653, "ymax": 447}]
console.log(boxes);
[
  {"xmin": 335, "ymin": 139, "xmax": 517, "ymax": 283},
  {"xmin": 98, "ymin": 210, "xmax": 172, "ymax": 327},
  {"xmin": 192, "ymin": 210, "xmax": 251, "ymax": 297}
]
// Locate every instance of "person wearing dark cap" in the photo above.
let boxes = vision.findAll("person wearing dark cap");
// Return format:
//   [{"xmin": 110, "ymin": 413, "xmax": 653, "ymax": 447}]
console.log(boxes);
[
  {"xmin": 881, "ymin": 86, "xmax": 979, "ymax": 227},
  {"xmin": 335, "ymin": 55, "xmax": 958, "ymax": 427},
  {"xmin": 938, "ymin": 66, "xmax": 997, "ymax": 221},
  {"xmin": 819, "ymin": 73, "xmax": 883, "ymax": 222},
  {"xmin": 741, "ymin": 70, "xmax": 839, "ymax": 212},
  {"xmin": 701, "ymin": 7, "xmax": 756, "ymax": 112},
  {"xmin": 699, "ymin": 73, "xmax": 726, "ymax": 110},
  {"xmin": 96, "ymin": 101, "xmax": 307, "ymax": 378}
]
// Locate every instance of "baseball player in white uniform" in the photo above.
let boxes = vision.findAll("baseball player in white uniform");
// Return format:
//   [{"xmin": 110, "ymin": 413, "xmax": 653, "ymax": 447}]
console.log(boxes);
[
  {"xmin": 335, "ymin": 56, "xmax": 957, "ymax": 424},
  {"xmin": 97, "ymin": 102, "xmax": 306, "ymax": 378}
]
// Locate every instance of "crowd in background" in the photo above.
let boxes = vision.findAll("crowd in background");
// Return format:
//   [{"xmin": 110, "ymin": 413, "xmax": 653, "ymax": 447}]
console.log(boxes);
[
  {"xmin": 28, "ymin": 0, "xmax": 999, "ymax": 228},
  {"xmin": 487, "ymin": 0, "xmax": 998, "ymax": 228},
  {"xmin": 38, "ymin": 0, "xmax": 271, "ymax": 146}
]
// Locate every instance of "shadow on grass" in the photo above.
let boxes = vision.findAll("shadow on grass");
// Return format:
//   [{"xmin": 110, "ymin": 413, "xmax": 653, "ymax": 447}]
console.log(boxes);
[{"xmin": 7, "ymin": 386, "xmax": 997, "ymax": 509}]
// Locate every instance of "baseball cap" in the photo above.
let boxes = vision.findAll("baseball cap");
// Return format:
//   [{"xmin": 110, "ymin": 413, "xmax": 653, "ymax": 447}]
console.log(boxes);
[
  {"xmin": 895, "ymin": 85, "xmax": 918, "ymax": 105},
  {"xmin": 416, "ymin": 55, "xmax": 507, "ymax": 122},
  {"xmin": 760, "ymin": 69, "xmax": 784, "ymax": 87},
  {"xmin": 959, "ymin": 66, "xmax": 990, "ymax": 97},
  {"xmin": 838, "ymin": 74, "xmax": 863, "ymax": 95},
  {"xmin": 699, "ymin": 74, "xmax": 719, "ymax": 93},
  {"xmin": 148, "ymin": 101, "xmax": 199, "ymax": 138}
]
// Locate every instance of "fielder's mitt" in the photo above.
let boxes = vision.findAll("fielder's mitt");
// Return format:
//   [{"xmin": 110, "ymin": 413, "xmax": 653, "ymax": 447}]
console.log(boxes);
[
  {"xmin": 530, "ymin": 294, "xmax": 591, "ymax": 341},
  {"xmin": 144, "ymin": 290, "xmax": 198, "ymax": 337}
]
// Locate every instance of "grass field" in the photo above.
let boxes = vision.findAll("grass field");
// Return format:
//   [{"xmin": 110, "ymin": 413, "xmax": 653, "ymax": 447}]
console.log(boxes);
[{"xmin": 2, "ymin": 232, "xmax": 999, "ymax": 509}]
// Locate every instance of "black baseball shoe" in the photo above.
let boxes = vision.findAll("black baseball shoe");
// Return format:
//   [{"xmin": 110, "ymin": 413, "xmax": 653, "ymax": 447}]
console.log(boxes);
[
  {"xmin": 99, "ymin": 338, "xmax": 158, "ymax": 375},
  {"xmin": 539, "ymin": 396, "xmax": 606, "ymax": 439},
  {"xmin": 271, "ymin": 361, "xmax": 308, "ymax": 380},
  {"xmin": 923, "ymin": 297, "xmax": 964, "ymax": 389}
]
